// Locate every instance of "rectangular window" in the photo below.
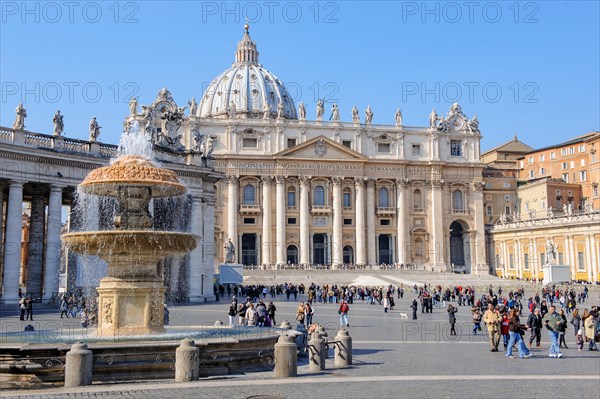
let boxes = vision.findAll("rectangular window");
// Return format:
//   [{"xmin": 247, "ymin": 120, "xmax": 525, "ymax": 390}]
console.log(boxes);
[
  {"xmin": 594, "ymin": 185, "xmax": 599, "ymax": 198},
  {"xmin": 529, "ymin": 170, "xmax": 535, "ymax": 178},
  {"xmin": 504, "ymin": 195, "xmax": 512, "ymax": 201},
  {"xmin": 556, "ymin": 190, "xmax": 561, "ymax": 196},
  {"xmin": 550, "ymin": 151, "xmax": 555, "ymax": 159},
  {"xmin": 581, "ymin": 159, "xmax": 586, "ymax": 167},
  {"xmin": 524, "ymin": 253, "xmax": 529, "ymax": 270},
  {"xmin": 580, "ymin": 170, "xmax": 587, "ymax": 181},
  {"xmin": 592, "ymin": 152, "xmax": 597, "ymax": 163},
  {"xmin": 509, "ymin": 253, "xmax": 515, "ymax": 269},
  {"xmin": 451, "ymin": 140, "xmax": 462, "ymax": 156},
  {"xmin": 540, "ymin": 168, "xmax": 545, "ymax": 175},
  {"xmin": 568, "ymin": 190, "xmax": 573, "ymax": 197},
  {"xmin": 519, "ymin": 160, "xmax": 524, "ymax": 169},
  {"xmin": 578, "ymin": 251, "xmax": 585, "ymax": 271},
  {"xmin": 505, "ymin": 205, "xmax": 511, "ymax": 215},
  {"xmin": 569, "ymin": 147, "xmax": 575, "ymax": 155},
  {"xmin": 342, "ymin": 140, "xmax": 352, "ymax": 148},
  {"xmin": 561, "ymin": 148, "xmax": 567, "ymax": 156},
  {"xmin": 343, "ymin": 192, "xmax": 351, "ymax": 207},
  {"xmin": 486, "ymin": 205, "xmax": 493, "ymax": 216},
  {"xmin": 579, "ymin": 144, "xmax": 586, "ymax": 152},
  {"xmin": 343, "ymin": 218, "xmax": 353, "ymax": 225},
  {"xmin": 242, "ymin": 138, "xmax": 257, "ymax": 148},
  {"xmin": 378, "ymin": 143, "xmax": 391, "ymax": 153},
  {"xmin": 243, "ymin": 218, "xmax": 255, "ymax": 224},
  {"xmin": 570, "ymin": 160, "xmax": 575, "ymax": 168},
  {"xmin": 540, "ymin": 154, "xmax": 545, "ymax": 162},
  {"xmin": 412, "ymin": 144, "xmax": 421, "ymax": 156},
  {"xmin": 380, "ymin": 219, "xmax": 391, "ymax": 226},
  {"xmin": 287, "ymin": 191, "xmax": 296, "ymax": 207},
  {"xmin": 562, "ymin": 173, "xmax": 568, "ymax": 182},
  {"xmin": 287, "ymin": 217, "xmax": 296, "ymax": 225},
  {"xmin": 287, "ymin": 138, "xmax": 296, "ymax": 148},
  {"xmin": 528, "ymin": 157, "xmax": 534, "ymax": 164},
  {"xmin": 561, "ymin": 162, "xmax": 568, "ymax": 170}
]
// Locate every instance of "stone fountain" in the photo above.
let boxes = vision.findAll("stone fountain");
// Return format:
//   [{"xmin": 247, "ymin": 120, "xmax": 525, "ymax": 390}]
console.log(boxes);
[{"xmin": 62, "ymin": 155, "xmax": 197, "ymax": 336}]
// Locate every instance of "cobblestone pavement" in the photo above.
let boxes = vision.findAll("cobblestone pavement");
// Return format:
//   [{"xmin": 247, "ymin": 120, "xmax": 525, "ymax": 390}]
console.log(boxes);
[{"xmin": 2, "ymin": 289, "xmax": 599, "ymax": 398}]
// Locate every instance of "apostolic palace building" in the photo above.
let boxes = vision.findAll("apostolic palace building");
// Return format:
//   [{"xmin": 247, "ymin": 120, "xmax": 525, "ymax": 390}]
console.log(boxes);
[{"xmin": 0, "ymin": 25, "xmax": 598, "ymax": 302}]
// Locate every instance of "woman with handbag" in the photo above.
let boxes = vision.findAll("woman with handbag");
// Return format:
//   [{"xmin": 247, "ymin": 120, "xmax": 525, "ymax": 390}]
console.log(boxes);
[{"xmin": 296, "ymin": 302, "xmax": 306, "ymax": 325}]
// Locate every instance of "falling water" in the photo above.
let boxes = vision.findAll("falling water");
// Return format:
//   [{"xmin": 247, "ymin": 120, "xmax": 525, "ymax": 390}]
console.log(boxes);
[{"xmin": 114, "ymin": 120, "xmax": 154, "ymax": 161}]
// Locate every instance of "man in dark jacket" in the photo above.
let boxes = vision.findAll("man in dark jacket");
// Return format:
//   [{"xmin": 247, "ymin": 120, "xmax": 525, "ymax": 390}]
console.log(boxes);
[
  {"xmin": 448, "ymin": 304, "xmax": 458, "ymax": 335},
  {"xmin": 527, "ymin": 308, "xmax": 543, "ymax": 348}
]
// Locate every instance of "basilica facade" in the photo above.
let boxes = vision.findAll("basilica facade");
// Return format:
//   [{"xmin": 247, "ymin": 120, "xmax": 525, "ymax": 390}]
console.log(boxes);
[{"xmin": 129, "ymin": 25, "xmax": 488, "ymax": 273}]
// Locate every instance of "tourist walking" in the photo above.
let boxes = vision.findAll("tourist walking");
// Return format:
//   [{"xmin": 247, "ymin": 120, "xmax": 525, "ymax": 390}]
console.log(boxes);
[
  {"xmin": 527, "ymin": 308, "xmax": 543, "ymax": 348},
  {"xmin": 237, "ymin": 302, "xmax": 247, "ymax": 326},
  {"xmin": 256, "ymin": 300, "xmax": 267, "ymax": 327},
  {"xmin": 542, "ymin": 305, "xmax": 564, "ymax": 358},
  {"xmin": 558, "ymin": 309, "xmax": 568, "ymax": 349},
  {"xmin": 410, "ymin": 299, "xmax": 418, "ymax": 320},
  {"xmin": 267, "ymin": 301, "xmax": 277, "ymax": 326},
  {"xmin": 471, "ymin": 307, "xmax": 482, "ymax": 334},
  {"xmin": 506, "ymin": 309, "xmax": 532, "ymax": 359},
  {"xmin": 296, "ymin": 302, "xmax": 306, "ymax": 325},
  {"xmin": 483, "ymin": 304, "xmax": 501, "ymax": 351},
  {"xmin": 228, "ymin": 302, "xmax": 237, "ymax": 326},
  {"xmin": 339, "ymin": 299, "xmax": 350, "ymax": 327},
  {"xmin": 583, "ymin": 309, "xmax": 598, "ymax": 351},
  {"xmin": 19, "ymin": 296, "xmax": 26, "ymax": 320},
  {"xmin": 448, "ymin": 304, "xmax": 458, "ymax": 336},
  {"xmin": 571, "ymin": 308, "xmax": 583, "ymax": 351},
  {"xmin": 304, "ymin": 302, "xmax": 314, "ymax": 326},
  {"xmin": 25, "ymin": 296, "xmax": 33, "ymax": 321},
  {"xmin": 500, "ymin": 310, "xmax": 510, "ymax": 350},
  {"xmin": 245, "ymin": 303, "xmax": 257, "ymax": 326}
]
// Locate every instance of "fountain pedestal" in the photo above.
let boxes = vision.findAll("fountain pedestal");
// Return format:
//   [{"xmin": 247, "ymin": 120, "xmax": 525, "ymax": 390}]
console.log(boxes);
[{"xmin": 97, "ymin": 278, "xmax": 165, "ymax": 336}]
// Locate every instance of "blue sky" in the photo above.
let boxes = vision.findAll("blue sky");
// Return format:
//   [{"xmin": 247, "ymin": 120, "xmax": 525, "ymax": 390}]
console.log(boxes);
[{"xmin": 1, "ymin": 1, "xmax": 599, "ymax": 151}]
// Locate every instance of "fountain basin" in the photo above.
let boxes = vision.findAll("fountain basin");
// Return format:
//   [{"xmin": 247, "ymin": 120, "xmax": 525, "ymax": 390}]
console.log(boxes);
[
  {"xmin": 62, "ymin": 231, "xmax": 197, "ymax": 261},
  {"xmin": 79, "ymin": 155, "xmax": 186, "ymax": 197}
]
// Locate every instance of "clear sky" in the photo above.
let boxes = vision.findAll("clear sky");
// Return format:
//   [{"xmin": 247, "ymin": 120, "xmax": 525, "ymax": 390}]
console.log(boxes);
[{"xmin": 1, "ymin": 1, "xmax": 599, "ymax": 151}]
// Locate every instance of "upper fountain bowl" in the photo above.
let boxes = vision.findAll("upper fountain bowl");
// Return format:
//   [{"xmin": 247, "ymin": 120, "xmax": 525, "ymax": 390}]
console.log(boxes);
[{"xmin": 80, "ymin": 155, "xmax": 186, "ymax": 197}]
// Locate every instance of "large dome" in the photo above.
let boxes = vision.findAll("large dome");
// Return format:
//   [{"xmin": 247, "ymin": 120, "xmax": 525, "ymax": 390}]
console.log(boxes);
[{"xmin": 197, "ymin": 25, "xmax": 297, "ymax": 120}]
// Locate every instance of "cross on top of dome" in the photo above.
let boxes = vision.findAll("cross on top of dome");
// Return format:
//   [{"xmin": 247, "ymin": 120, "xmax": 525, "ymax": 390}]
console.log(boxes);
[{"xmin": 235, "ymin": 22, "xmax": 259, "ymax": 65}]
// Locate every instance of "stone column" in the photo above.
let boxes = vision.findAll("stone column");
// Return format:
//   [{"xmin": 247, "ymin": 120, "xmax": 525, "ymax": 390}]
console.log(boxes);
[
  {"xmin": 26, "ymin": 193, "xmax": 46, "ymax": 296},
  {"xmin": 568, "ymin": 235, "xmax": 576, "ymax": 279},
  {"xmin": 472, "ymin": 182, "xmax": 486, "ymax": 274},
  {"xmin": 590, "ymin": 235, "xmax": 598, "ymax": 282},
  {"xmin": 202, "ymin": 199, "xmax": 216, "ymax": 300},
  {"xmin": 261, "ymin": 177, "xmax": 273, "ymax": 268},
  {"xmin": 226, "ymin": 176, "xmax": 238, "ymax": 259},
  {"xmin": 584, "ymin": 235, "xmax": 593, "ymax": 282},
  {"xmin": 0, "ymin": 183, "xmax": 5, "ymax": 274},
  {"xmin": 299, "ymin": 176, "xmax": 311, "ymax": 266},
  {"xmin": 430, "ymin": 179, "xmax": 445, "ymax": 270},
  {"xmin": 366, "ymin": 179, "xmax": 376, "ymax": 266},
  {"xmin": 275, "ymin": 176, "xmax": 286, "ymax": 266},
  {"xmin": 515, "ymin": 239, "xmax": 523, "ymax": 279},
  {"xmin": 331, "ymin": 177, "xmax": 342, "ymax": 269},
  {"xmin": 395, "ymin": 179, "xmax": 408, "ymax": 265},
  {"xmin": 2, "ymin": 181, "xmax": 24, "ymax": 302},
  {"xmin": 354, "ymin": 178, "xmax": 366, "ymax": 266},
  {"xmin": 187, "ymin": 194, "xmax": 204, "ymax": 302},
  {"xmin": 530, "ymin": 239, "xmax": 538, "ymax": 281}
]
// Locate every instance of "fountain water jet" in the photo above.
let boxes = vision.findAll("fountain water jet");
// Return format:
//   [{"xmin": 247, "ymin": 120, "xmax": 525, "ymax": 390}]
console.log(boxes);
[{"xmin": 62, "ymin": 147, "xmax": 197, "ymax": 336}]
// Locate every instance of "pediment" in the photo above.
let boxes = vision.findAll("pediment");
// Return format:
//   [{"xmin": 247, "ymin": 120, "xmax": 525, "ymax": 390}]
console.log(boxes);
[{"xmin": 274, "ymin": 136, "xmax": 367, "ymax": 161}]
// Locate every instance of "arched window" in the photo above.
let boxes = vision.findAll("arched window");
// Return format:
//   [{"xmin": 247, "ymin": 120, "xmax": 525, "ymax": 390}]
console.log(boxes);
[
  {"xmin": 243, "ymin": 184, "xmax": 255, "ymax": 205},
  {"xmin": 453, "ymin": 190, "xmax": 463, "ymax": 211},
  {"xmin": 413, "ymin": 189, "xmax": 422, "ymax": 210},
  {"xmin": 314, "ymin": 185, "xmax": 325, "ymax": 206},
  {"xmin": 378, "ymin": 187, "xmax": 389, "ymax": 207},
  {"xmin": 343, "ymin": 188, "xmax": 352, "ymax": 207},
  {"xmin": 287, "ymin": 187, "xmax": 296, "ymax": 207}
]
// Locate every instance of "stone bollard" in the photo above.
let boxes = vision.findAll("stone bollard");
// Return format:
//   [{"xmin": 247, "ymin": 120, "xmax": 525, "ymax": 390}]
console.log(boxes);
[
  {"xmin": 175, "ymin": 338, "xmax": 199, "ymax": 382},
  {"xmin": 280, "ymin": 321, "xmax": 292, "ymax": 330},
  {"xmin": 274, "ymin": 334, "xmax": 297, "ymax": 378},
  {"xmin": 64, "ymin": 342, "xmax": 93, "ymax": 387},
  {"xmin": 334, "ymin": 328, "xmax": 353, "ymax": 368},
  {"xmin": 308, "ymin": 331, "xmax": 326, "ymax": 373},
  {"xmin": 318, "ymin": 325, "xmax": 329, "ymax": 359}
]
